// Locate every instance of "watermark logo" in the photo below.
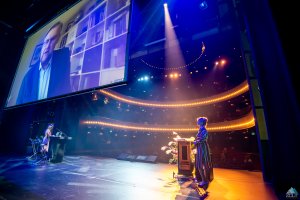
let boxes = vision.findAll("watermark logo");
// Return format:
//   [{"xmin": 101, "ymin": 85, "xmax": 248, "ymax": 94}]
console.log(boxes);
[{"xmin": 286, "ymin": 187, "xmax": 298, "ymax": 199}]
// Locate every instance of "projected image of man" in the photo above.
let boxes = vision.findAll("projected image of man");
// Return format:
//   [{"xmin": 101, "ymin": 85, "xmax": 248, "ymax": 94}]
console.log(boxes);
[{"xmin": 17, "ymin": 22, "xmax": 71, "ymax": 104}]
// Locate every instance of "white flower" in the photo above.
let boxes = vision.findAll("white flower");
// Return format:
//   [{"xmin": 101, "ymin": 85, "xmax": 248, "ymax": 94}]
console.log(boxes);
[
  {"xmin": 166, "ymin": 149, "xmax": 172, "ymax": 154},
  {"xmin": 168, "ymin": 141, "xmax": 175, "ymax": 146},
  {"xmin": 192, "ymin": 149, "xmax": 197, "ymax": 154},
  {"xmin": 161, "ymin": 146, "xmax": 168, "ymax": 151}
]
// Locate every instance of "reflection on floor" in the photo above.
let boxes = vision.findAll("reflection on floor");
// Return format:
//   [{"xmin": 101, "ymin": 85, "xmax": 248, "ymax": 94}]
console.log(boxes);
[{"xmin": 0, "ymin": 155, "xmax": 278, "ymax": 200}]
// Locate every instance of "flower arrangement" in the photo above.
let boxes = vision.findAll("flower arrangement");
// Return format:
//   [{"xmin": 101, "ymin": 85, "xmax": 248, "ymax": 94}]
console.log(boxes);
[{"xmin": 161, "ymin": 132, "xmax": 196, "ymax": 164}]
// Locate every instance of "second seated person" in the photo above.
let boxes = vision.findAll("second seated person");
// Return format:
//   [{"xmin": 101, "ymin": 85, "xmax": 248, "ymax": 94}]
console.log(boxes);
[{"xmin": 17, "ymin": 21, "xmax": 71, "ymax": 104}]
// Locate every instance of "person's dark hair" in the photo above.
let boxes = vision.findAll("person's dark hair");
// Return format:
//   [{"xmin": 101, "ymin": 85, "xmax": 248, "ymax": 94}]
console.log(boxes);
[
  {"xmin": 45, "ymin": 21, "xmax": 63, "ymax": 37},
  {"xmin": 197, "ymin": 117, "xmax": 208, "ymax": 126}
]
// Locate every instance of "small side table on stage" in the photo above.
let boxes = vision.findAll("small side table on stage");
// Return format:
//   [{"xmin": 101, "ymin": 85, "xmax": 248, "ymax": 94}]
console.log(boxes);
[{"xmin": 174, "ymin": 137, "xmax": 194, "ymax": 177}]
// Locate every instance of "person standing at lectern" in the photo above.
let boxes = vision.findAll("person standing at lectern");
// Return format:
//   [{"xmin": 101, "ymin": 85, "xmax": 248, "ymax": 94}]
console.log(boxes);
[
  {"xmin": 16, "ymin": 21, "xmax": 71, "ymax": 105},
  {"xmin": 194, "ymin": 117, "xmax": 212, "ymax": 187}
]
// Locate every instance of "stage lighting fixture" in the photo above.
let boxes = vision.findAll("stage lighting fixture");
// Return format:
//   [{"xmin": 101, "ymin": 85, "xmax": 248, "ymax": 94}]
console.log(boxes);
[
  {"xmin": 138, "ymin": 76, "xmax": 150, "ymax": 82},
  {"xmin": 92, "ymin": 92, "xmax": 98, "ymax": 101},
  {"xmin": 199, "ymin": 1, "xmax": 208, "ymax": 10},
  {"xmin": 164, "ymin": 3, "xmax": 168, "ymax": 7},
  {"xmin": 104, "ymin": 97, "xmax": 109, "ymax": 104}
]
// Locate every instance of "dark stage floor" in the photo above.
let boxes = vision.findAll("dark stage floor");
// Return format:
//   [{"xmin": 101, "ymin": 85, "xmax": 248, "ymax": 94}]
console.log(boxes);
[{"xmin": 0, "ymin": 154, "xmax": 278, "ymax": 200}]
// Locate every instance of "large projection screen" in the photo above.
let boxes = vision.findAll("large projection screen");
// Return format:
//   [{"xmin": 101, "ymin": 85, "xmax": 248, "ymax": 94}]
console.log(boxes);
[{"xmin": 5, "ymin": 0, "xmax": 131, "ymax": 108}]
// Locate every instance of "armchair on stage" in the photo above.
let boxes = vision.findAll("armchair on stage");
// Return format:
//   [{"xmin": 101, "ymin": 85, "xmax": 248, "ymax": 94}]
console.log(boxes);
[{"xmin": 174, "ymin": 137, "xmax": 195, "ymax": 176}]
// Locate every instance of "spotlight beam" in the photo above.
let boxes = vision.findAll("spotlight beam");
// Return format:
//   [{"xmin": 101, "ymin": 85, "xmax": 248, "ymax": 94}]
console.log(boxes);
[{"xmin": 164, "ymin": 2, "xmax": 185, "ymax": 69}]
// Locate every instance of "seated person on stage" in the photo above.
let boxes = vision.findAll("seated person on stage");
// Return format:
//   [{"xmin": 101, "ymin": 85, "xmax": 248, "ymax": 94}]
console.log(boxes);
[{"xmin": 41, "ymin": 123, "xmax": 54, "ymax": 159}]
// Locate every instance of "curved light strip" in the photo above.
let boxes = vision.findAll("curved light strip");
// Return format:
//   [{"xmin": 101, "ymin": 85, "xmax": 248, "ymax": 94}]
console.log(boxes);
[
  {"xmin": 82, "ymin": 112, "xmax": 255, "ymax": 133},
  {"xmin": 99, "ymin": 80, "xmax": 249, "ymax": 108},
  {"xmin": 140, "ymin": 42, "xmax": 206, "ymax": 70}
]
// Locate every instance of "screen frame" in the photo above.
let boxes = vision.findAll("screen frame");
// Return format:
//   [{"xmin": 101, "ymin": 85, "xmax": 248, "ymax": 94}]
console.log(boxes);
[{"xmin": 4, "ymin": 0, "xmax": 133, "ymax": 110}]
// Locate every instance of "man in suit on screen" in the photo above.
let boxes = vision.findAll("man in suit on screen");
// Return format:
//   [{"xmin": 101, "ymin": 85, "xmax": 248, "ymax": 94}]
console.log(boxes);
[{"xmin": 16, "ymin": 21, "xmax": 71, "ymax": 105}]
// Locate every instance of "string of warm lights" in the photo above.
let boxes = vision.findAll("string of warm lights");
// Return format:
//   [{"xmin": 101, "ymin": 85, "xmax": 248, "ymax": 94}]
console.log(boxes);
[
  {"xmin": 140, "ymin": 42, "xmax": 206, "ymax": 70},
  {"xmin": 99, "ymin": 80, "xmax": 249, "ymax": 108},
  {"xmin": 82, "ymin": 113, "xmax": 255, "ymax": 133}
]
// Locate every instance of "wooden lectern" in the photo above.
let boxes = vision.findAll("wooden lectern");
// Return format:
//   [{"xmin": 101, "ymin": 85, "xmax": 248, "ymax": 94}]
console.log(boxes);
[{"xmin": 174, "ymin": 138, "xmax": 194, "ymax": 176}]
